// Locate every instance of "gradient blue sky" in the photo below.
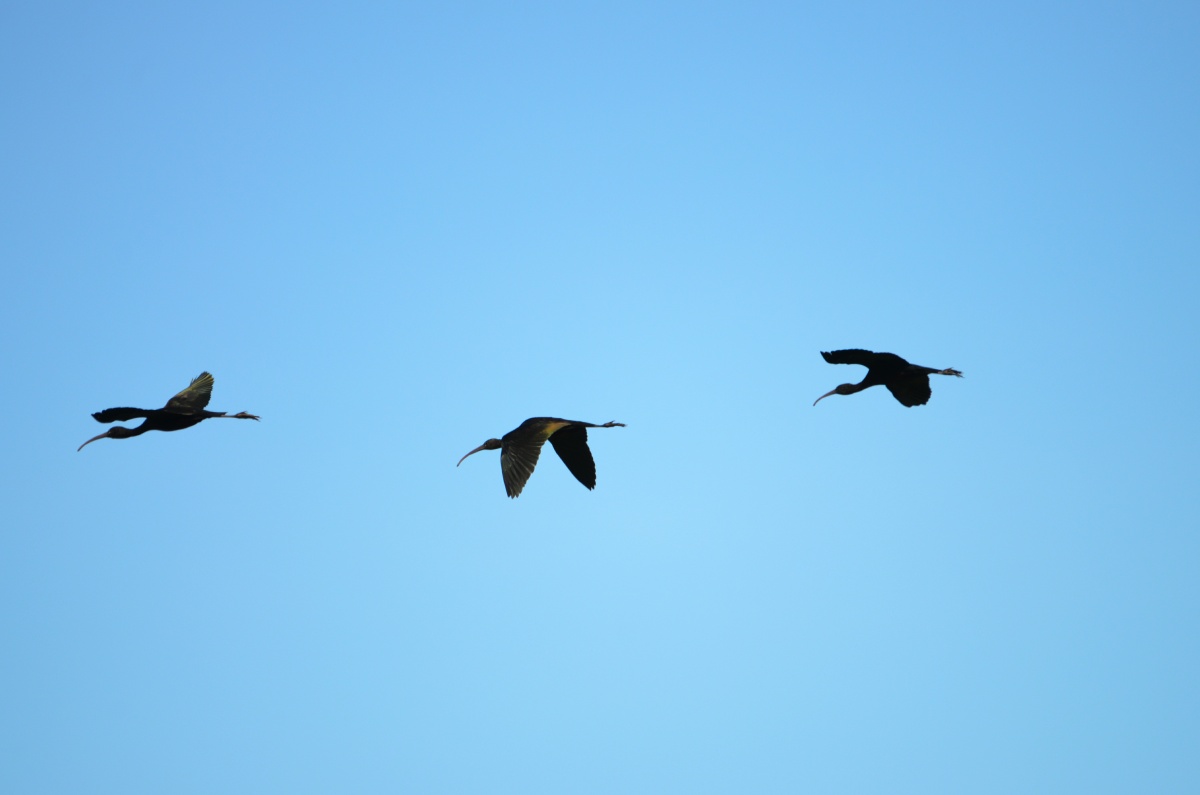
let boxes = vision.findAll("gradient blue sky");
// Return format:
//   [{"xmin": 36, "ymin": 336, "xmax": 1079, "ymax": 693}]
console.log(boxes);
[{"xmin": 3, "ymin": 2, "xmax": 1198, "ymax": 792}]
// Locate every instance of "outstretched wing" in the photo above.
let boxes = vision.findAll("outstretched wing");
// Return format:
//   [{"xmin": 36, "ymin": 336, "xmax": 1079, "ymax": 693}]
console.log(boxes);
[
  {"xmin": 164, "ymin": 372, "xmax": 214, "ymax": 414},
  {"xmin": 548, "ymin": 425, "xmax": 597, "ymax": 490},
  {"xmin": 501, "ymin": 438, "xmax": 546, "ymax": 498},
  {"xmin": 821, "ymin": 349, "xmax": 907, "ymax": 369},
  {"xmin": 92, "ymin": 407, "xmax": 149, "ymax": 424},
  {"xmin": 886, "ymin": 375, "xmax": 932, "ymax": 407}
]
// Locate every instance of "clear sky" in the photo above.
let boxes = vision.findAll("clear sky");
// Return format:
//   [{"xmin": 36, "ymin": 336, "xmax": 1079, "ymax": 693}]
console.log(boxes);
[{"xmin": 2, "ymin": 2, "xmax": 1198, "ymax": 792}]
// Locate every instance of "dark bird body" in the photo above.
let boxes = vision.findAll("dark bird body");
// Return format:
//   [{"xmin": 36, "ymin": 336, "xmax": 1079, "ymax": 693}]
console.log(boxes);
[
  {"xmin": 814, "ymin": 349, "xmax": 962, "ymax": 407},
  {"xmin": 457, "ymin": 417, "xmax": 625, "ymax": 498},
  {"xmin": 78, "ymin": 372, "xmax": 259, "ymax": 451}
]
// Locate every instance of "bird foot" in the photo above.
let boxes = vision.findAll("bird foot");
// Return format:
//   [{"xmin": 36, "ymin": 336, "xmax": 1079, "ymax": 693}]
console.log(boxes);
[
  {"xmin": 233, "ymin": 412, "xmax": 261, "ymax": 420},
  {"xmin": 601, "ymin": 421, "xmax": 626, "ymax": 427},
  {"xmin": 942, "ymin": 369, "xmax": 963, "ymax": 378}
]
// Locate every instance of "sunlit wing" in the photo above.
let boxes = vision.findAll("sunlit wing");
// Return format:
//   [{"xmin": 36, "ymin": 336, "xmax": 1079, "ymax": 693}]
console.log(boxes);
[
  {"xmin": 887, "ymin": 375, "xmax": 932, "ymax": 407},
  {"xmin": 501, "ymin": 439, "xmax": 545, "ymax": 498},
  {"xmin": 92, "ymin": 407, "xmax": 149, "ymax": 424},
  {"xmin": 548, "ymin": 425, "xmax": 597, "ymax": 490},
  {"xmin": 164, "ymin": 372, "xmax": 214, "ymax": 414}
]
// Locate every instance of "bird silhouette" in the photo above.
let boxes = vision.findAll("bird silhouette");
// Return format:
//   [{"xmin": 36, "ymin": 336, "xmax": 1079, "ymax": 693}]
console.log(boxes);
[
  {"xmin": 78, "ymin": 372, "xmax": 259, "ymax": 451},
  {"xmin": 814, "ymin": 349, "xmax": 962, "ymax": 407},
  {"xmin": 457, "ymin": 417, "xmax": 625, "ymax": 498}
]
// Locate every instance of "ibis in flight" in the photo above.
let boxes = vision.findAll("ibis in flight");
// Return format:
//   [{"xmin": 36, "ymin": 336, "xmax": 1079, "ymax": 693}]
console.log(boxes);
[
  {"xmin": 457, "ymin": 417, "xmax": 625, "ymax": 498},
  {"xmin": 78, "ymin": 372, "xmax": 259, "ymax": 451},
  {"xmin": 814, "ymin": 349, "xmax": 962, "ymax": 407}
]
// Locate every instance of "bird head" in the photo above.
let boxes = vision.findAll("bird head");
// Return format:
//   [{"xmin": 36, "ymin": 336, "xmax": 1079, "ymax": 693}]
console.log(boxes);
[
  {"xmin": 76, "ymin": 426, "xmax": 138, "ymax": 452},
  {"xmin": 813, "ymin": 383, "xmax": 858, "ymax": 406},
  {"xmin": 457, "ymin": 438, "xmax": 502, "ymax": 466}
]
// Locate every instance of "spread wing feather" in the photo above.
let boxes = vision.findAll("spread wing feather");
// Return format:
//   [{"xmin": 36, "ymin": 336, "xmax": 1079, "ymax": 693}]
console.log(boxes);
[
  {"xmin": 886, "ymin": 375, "xmax": 932, "ymax": 407},
  {"xmin": 548, "ymin": 425, "xmax": 597, "ymax": 490},
  {"xmin": 92, "ymin": 407, "xmax": 149, "ymax": 423},
  {"xmin": 822, "ymin": 349, "xmax": 908, "ymax": 369},
  {"xmin": 501, "ymin": 439, "xmax": 545, "ymax": 498},
  {"xmin": 165, "ymin": 372, "xmax": 214, "ymax": 414}
]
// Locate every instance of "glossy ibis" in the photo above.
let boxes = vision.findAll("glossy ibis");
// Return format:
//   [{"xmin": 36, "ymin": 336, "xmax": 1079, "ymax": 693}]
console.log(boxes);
[
  {"xmin": 814, "ymin": 349, "xmax": 962, "ymax": 407},
  {"xmin": 457, "ymin": 417, "xmax": 625, "ymax": 498},
  {"xmin": 78, "ymin": 372, "xmax": 259, "ymax": 451}
]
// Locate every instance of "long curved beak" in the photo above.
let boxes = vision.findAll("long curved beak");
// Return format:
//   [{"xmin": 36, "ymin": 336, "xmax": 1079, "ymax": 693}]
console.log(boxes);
[
  {"xmin": 77, "ymin": 431, "xmax": 110, "ymax": 452},
  {"xmin": 813, "ymin": 389, "xmax": 838, "ymax": 407},
  {"xmin": 457, "ymin": 443, "xmax": 490, "ymax": 467}
]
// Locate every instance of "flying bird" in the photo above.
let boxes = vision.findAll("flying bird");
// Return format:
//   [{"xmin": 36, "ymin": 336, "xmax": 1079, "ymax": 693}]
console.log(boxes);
[
  {"xmin": 457, "ymin": 417, "xmax": 625, "ymax": 498},
  {"xmin": 78, "ymin": 372, "xmax": 259, "ymax": 451},
  {"xmin": 814, "ymin": 349, "xmax": 962, "ymax": 407}
]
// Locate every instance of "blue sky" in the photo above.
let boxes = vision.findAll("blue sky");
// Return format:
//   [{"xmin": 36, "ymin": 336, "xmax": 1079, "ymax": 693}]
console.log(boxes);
[{"xmin": 2, "ymin": 2, "xmax": 1198, "ymax": 792}]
